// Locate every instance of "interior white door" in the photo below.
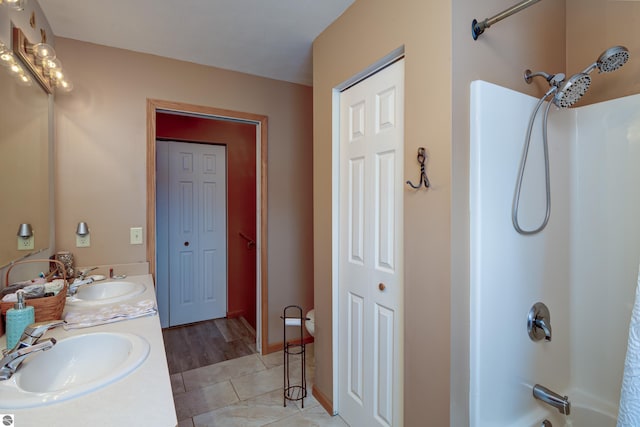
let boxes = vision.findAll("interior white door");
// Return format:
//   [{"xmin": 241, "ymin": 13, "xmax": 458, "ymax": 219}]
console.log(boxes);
[
  {"xmin": 338, "ymin": 59, "xmax": 404, "ymax": 427},
  {"xmin": 168, "ymin": 141, "xmax": 227, "ymax": 326}
]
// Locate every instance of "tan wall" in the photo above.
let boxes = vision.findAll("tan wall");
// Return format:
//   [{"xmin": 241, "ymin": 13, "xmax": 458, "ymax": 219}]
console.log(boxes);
[
  {"xmin": 452, "ymin": 1, "xmax": 566, "ymax": 425},
  {"xmin": 0, "ymin": 0, "xmax": 55, "ymax": 285},
  {"xmin": 313, "ymin": 1, "xmax": 452, "ymax": 424},
  {"xmin": 53, "ymin": 38, "xmax": 314, "ymax": 346},
  {"xmin": 566, "ymin": 0, "xmax": 640, "ymax": 105},
  {"xmin": 315, "ymin": 0, "xmax": 566, "ymax": 425}
]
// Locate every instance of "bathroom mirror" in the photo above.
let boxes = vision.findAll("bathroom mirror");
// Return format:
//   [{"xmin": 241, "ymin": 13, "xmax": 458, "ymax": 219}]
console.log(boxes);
[{"xmin": 0, "ymin": 55, "xmax": 50, "ymax": 268}]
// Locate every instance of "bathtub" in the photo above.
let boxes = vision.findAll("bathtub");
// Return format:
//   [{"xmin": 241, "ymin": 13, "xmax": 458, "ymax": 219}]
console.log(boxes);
[
  {"xmin": 544, "ymin": 406, "xmax": 616, "ymax": 427},
  {"xmin": 539, "ymin": 390, "xmax": 618, "ymax": 427},
  {"xmin": 469, "ymin": 80, "xmax": 636, "ymax": 427},
  {"xmin": 505, "ymin": 400, "xmax": 616, "ymax": 427}
]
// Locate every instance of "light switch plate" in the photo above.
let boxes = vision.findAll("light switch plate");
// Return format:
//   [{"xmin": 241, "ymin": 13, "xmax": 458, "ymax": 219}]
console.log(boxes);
[
  {"xmin": 17, "ymin": 236, "xmax": 34, "ymax": 250},
  {"xmin": 76, "ymin": 234, "xmax": 90, "ymax": 248},
  {"xmin": 130, "ymin": 227, "xmax": 143, "ymax": 245}
]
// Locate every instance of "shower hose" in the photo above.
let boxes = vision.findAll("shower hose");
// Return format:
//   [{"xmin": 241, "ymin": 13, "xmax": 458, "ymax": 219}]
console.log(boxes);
[{"xmin": 512, "ymin": 89, "xmax": 555, "ymax": 235}]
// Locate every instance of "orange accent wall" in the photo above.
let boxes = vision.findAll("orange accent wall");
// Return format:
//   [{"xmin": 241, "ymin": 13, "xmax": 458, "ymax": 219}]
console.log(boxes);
[{"xmin": 156, "ymin": 112, "xmax": 257, "ymax": 329}]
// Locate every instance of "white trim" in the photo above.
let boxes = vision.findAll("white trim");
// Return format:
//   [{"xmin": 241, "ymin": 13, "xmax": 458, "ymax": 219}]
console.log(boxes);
[
  {"xmin": 331, "ymin": 87, "xmax": 341, "ymax": 416},
  {"xmin": 255, "ymin": 124, "xmax": 262, "ymax": 354},
  {"xmin": 335, "ymin": 46, "xmax": 405, "ymax": 93}
]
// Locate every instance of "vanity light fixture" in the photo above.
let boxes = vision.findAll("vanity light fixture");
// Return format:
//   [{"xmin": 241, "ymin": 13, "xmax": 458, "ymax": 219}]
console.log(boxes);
[
  {"xmin": 1, "ymin": 0, "xmax": 27, "ymax": 11},
  {"xmin": 76, "ymin": 222, "xmax": 90, "ymax": 248},
  {"xmin": 0, "ymin": 40, "xmax": 33, "ymax": 86},
  {"xmin": 12, "ymin": 26, "xmax": 72, "ymax": 94},
  {"xmin": 17, "ymin": 223, "xmax": 34, "ymax": 251},
  {"xmin": 0, "ymin": 41, "xmax": 17, "ymax": 72},
  {"xmin": 0, "ymin": 41, "xmax": 15, "ymax": 66}
]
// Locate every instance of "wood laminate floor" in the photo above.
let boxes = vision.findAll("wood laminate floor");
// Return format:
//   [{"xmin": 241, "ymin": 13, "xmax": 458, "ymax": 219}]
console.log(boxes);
[{"xmin": 163, "ymin": 317, "xmax": 256, "ymax": 374}]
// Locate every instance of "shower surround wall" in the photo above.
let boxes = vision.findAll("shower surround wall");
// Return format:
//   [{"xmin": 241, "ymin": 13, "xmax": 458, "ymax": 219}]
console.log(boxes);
[{"xmin": 470, "ymin": 80, "xmax": 640, "ymax": 426}]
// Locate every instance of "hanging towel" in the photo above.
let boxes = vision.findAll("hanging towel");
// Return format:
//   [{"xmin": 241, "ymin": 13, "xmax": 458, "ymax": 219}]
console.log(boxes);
[
  {"xmin": 63, "ymin": 299, "xmax": 157, "ymax": 330},
  {"xmin": 618, "ymin": 264, "xmax": 640, "ymax": 427}
]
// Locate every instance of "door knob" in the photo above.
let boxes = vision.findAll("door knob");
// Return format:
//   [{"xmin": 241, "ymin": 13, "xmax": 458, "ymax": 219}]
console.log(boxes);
[
  {"xmin": 184, "ymin": 241, "xmax": 190, "ymax": 247},
  {"xmin": 378, "ymin": 283, "xmax": 386, "ymax": 291}
]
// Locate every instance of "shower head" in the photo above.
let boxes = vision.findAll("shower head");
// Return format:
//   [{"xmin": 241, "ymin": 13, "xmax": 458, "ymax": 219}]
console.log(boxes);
[
  {"xmin": 524, "ymin": 45, "xmax": 628, "ymax": 108},
  {"xmin": 552, "ymin": 73, "xmax": 591, "ymax": 108},
  {"xmin": 582, "ymin": 45, "xmax": 630, "ymax": 75}
]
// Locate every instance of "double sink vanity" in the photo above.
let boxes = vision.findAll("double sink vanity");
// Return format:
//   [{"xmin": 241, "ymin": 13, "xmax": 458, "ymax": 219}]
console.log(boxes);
[{"xmin": 0, "ymin": 274, "xmax": 177, "ymax": 426}]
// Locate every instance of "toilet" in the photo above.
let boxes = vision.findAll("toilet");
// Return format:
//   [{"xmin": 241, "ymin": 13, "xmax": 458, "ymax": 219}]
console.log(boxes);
[{"xmin": 305, "ymin": 309, "xmax": 315, "ymax": 337}]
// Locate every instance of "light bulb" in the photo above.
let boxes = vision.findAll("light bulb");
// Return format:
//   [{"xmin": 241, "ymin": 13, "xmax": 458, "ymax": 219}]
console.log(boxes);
[
  {"xmin": 0, "ymin": 42, "xmax": 13, "ymax": 65},
  {"xmin": 16, "ymin": 72, "xmax": 32, "ymax": 86},
  {"xmin": 42, "ymin": 57, "xmax": 61, "ymax": 72},
  {"xmin": 0, "ymin": 51, "xmax": 14, "ymax": 66},
  {"xmin": 57, "ymin": 78, "xmax": 73, "ymax": 92},
  {"xmin": 32, "ymin": 43, "xmax": 56, "ymax": 61},
  {"xmin": 51, "ymin": 69, "xmax": 64, "ymax": 81},
  {"xmin": 5, "ymin": 0, "xmax": 26, "ymax": 11}
]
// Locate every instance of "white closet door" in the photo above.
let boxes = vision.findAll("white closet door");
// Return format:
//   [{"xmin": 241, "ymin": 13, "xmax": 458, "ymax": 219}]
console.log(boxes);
[
  {"xmin": 167, "ymin": 141, "xmax": 227, "ymax": 326},
  {"xmin": 339, "ymin": 59, "xmax": 404, "ymax": 427}
]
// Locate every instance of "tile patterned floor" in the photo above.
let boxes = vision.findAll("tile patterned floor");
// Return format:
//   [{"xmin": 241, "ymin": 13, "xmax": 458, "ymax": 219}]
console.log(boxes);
[
  {"xmin": 165, "ymin": 319, "xmax": 347, "ymax": 426},
  {"xmin": 171, "ymin": 343, "xmax": 348, "ymax": 426}
]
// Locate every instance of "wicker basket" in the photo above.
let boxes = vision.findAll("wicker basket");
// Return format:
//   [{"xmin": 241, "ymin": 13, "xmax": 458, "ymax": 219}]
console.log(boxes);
[{"xmin": 1, "ymin": 259, "xmax": 68, "ymax": 322}]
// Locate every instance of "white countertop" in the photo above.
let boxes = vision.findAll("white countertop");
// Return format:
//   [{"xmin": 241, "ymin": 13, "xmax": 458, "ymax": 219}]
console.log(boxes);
[{"xmin": 0, "ymin": 274, "xmax": 177, "ymax": 427}]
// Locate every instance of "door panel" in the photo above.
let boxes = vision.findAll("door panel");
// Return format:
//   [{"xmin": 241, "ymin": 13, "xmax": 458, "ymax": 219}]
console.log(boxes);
[
  {"xmin": 168, "ymin": 142, "xmax": 227, "ymax": 326},
  {"xmin": 374, "ymin": 303, "xmax": 394, "ymax": 426},
  {"xmin": 348, "ymin": 291, "xmax": 365, "ymax": 403},
  {"xmin": 178, "ymin": 251, "xmax": 194, "ymax": 304},
  {"xmin": 349, "ymin": 157, "xmax": 365, "ymax": 265},
  {"xmin": 339, "ymin": 59, "xmax": 404, "ymax": 427},
  {"xmin": 375, "ymin": 151, "xmax": 395, "ymax": 272}
]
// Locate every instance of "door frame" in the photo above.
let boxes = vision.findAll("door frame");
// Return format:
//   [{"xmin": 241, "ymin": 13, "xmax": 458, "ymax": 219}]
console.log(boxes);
[
  {"xmin": 147, "ymin": 99, "xmax": 269, "ymax": 354},
  {"xmin": 331, "ymin": 47, "xmax": 404, "ymax": 414}
]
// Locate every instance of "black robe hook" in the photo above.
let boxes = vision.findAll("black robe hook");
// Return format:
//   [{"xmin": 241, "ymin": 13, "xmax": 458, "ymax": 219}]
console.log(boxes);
[{"xmin": 406, "ymin": 147, "xmax": 430, "ymax": 189}]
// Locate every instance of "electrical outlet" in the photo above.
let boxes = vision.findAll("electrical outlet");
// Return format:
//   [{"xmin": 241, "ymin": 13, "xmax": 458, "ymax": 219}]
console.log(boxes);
[
  {"xmin": 130, "ymin": 227, "xmax": 143, "ymax": 245},
  {"xmin": 76, "ymin": 234, "xmax": 90, "ymax": 248},
  {"xmin": 17, "ymin": 236, "xmax": 34, "ymax": 250}
]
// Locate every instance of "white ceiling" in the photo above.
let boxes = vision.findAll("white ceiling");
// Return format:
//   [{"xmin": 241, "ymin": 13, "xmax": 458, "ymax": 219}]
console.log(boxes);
[{"xmin": 39, "ymin": 0, "xmax": 355, "ymax": 86}]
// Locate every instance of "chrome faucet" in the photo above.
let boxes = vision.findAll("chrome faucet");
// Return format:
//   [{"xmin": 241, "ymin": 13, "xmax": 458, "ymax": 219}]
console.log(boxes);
[
  {"xmin": 68, "ymin": 277, "xmax": 94, "ymax": 296},
  {"xmin": 76, "ymin": 266, "xmax": 97, "ymax": 280},
  {"xmin": 69, "ymin": 266, "xmax": 98, "ymax": 295},
  {"xmin": 533, "ymin": 384, "xmax": 571, "ymax": 415},
  {"xmin": 528, "ymin": 302, "xmax": 552, "ymax": 342},
  {"xmin": 535, "ymin": 316, "xmax": 552, "ymax": 342},
  {"xmin": 0, "ymin": 320, "xmax": 65, "ymax": 380}
]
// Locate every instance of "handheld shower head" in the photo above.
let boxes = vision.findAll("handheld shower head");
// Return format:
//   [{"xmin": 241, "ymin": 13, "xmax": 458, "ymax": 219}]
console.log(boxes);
[
  {"xmin": 582, "ymin": 45, "xmax": 630, "ymax": 74},
  {"xmin": 553, "ymin": 73, "xmax": 591, "ymax": 108}
]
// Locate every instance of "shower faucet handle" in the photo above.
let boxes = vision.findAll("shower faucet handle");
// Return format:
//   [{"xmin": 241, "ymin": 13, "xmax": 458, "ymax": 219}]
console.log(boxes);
[
  {"xmin": 534, "ymin": 316, "xmax": 552, "ymax": 342},
  {"xmin": 528, "ymin": 302, "xmax": 552, "ymax": 342}
]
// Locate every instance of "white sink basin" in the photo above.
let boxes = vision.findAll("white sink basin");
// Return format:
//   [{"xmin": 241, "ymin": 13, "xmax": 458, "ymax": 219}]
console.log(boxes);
[
  {"xmin": 67, "ymin": 281, "xmax": 146, "ymax": 306},
  {"xmin": 0, "ymin": 332, "xmax": 149, "ymax": 408}
]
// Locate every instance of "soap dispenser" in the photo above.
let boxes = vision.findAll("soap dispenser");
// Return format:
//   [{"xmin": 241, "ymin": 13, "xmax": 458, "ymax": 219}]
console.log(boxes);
[{"xmin": 6, "ymin": 290, "xmax": 35, "ymax": 349}]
